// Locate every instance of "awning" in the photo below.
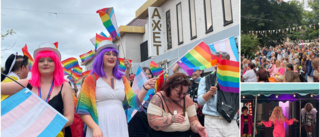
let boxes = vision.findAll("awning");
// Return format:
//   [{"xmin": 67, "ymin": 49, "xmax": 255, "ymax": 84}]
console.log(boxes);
[{"xmin": 241, "ymin": 83, "xmax": 319, "ymax": 96}]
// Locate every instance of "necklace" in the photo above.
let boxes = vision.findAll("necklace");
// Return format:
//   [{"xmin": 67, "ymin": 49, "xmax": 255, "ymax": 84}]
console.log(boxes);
[{"xmin": 38, "ymin": 80, "xmax": 55, "ymax": 103}]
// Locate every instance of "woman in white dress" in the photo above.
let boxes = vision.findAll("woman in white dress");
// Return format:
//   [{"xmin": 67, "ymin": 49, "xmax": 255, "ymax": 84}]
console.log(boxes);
[{"xmin": 76, "ymin": 40, "xmax": 156, "ymax": 137}]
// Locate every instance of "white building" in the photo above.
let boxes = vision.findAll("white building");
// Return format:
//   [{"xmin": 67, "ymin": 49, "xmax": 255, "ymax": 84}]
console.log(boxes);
[{"xmin": 85, "ymin": 0, "xmax": 240, "ymax": 75}]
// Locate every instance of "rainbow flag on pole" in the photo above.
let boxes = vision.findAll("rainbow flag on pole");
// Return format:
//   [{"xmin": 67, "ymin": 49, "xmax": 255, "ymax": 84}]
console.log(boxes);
[
  {"xmin": 217, "ymin": 59, "xmax": 239, "ymax": 93},
  {"xmin": 63, "ymin": 67, "xmax": 71, "ymax": 76},
  {"xmin": 118, "ymin": 58, "xmax": 132, "ymax": 73},
  {"xmin": 177, "ymin": 42, "xmax": 214, "ymax": 76},
  {"xmin": 21, "ymin": 44, "xmax": 34, "ymax": 71},
  {"xmin": 72, "ymin": 66, "xmax": 82, "ymax": 76},
  {"xmin": 1, "ymin": 88, "xmax": 67, "ymax": 137},
  {"xmin": 61, "ymin": 57, "xmax": 79, "ymax": 70},
  {"xmin": 150, "ymin": 61, "xmax": 163, "ymax": 76},
  {"xmin": 96, "ymin": 7, "xmax": 120, "ymax": 40},
  {"xmin": 79, "ymin": 50, "xmax": 94, "ymax": 63},
  {"xmin": 208, "ymin": 36, "xmax": 239, "ymax": 62}
]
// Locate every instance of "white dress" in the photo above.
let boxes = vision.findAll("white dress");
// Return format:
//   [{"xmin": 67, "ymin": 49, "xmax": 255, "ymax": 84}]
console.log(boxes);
[{"xmin": 86, "ymin": 78, "xmax": 129, "ymax": 137}]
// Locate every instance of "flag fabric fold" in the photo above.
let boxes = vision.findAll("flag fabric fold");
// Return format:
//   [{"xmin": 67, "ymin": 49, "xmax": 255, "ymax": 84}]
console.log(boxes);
[
  {"xmin": 150, "ymin": 61, "xmax": 163, "ymax": 76},
  {"xmin": 208, "ymin": 36, "xmax": 239, "ymax": 62},
  {"xmin": 96, "ymin": 7, "xmax": 120, "ymax": 40},
  {"xmin": 118, "ymin": 58, "xmax": 132, "ymax": 73},
  {"xmin": 21, "ymin": 44, "xmax": 34, "ymax": 71},
  {"xmin": 61, "ymin": 57, "xmax": 79, "ymax": 70},
  {"xmin": 79, "ymin": 50, "xmax": 95, "ymax": 63}
]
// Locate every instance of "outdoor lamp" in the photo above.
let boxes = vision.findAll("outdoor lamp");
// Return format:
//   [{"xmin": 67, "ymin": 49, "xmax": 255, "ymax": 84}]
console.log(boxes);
[
  {"xmin": 242, "ymin": 96, "xmax": 245, "ymax": 99},
  {"xmin": 293, "ymin": 94, "xmax": 296, "ymax": 97},
  {"xmin": 275, "ymin": 95, "xmax": 279, "ymax": 98},
  {"xmin": 310, "ymin": 94, "xmax": 313, "ymax": 97}
]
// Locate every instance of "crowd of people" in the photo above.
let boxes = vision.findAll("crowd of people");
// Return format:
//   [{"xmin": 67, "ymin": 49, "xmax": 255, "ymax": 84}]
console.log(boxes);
[
  {"xmin": 1, "ymin": 40, "xmax": 240, "ymax": 137},
  {"xmin": 241, "ymin": 41, "xmax": 319, "ymax": 82},
  {"xmin": 241, "ymin": 103, "xmax": 317, "ymax": 137}
]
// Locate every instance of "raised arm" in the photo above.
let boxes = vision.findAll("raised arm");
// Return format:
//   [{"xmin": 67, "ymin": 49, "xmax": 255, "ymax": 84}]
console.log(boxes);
[{"xmin": 1, "ymin": 79, "xmax": 29, "ymax": 95}]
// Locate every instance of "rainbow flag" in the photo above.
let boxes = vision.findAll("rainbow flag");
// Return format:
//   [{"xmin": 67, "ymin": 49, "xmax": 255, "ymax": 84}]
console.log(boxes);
[
  {"xmin": 176, "ymin": 42, "xmax": 214, "ymax": 76},
  {"xmin": 1, "ymin": 88, "xmax": 67, "ymax": 137},
  {"xmin": 82, "ymin": 70, "xmax": 91, "ymax": 77},
  {"xmin": 63, "ymin": 67, "xmax": 71, "ymax": 76},
  {"xmin": 72, "ymin": 66, "xmax": 82, "ymax": 76},
  {"xmin": 217, "ymin": 59, "xmax": 239, "ymax": 93},
  {"xmin": 208, "ymin": 37, "xmax": 239, "ymax": 62},
  {"xmin": 79, "ymin": 50, "xmax": 94, "ymax": 63},
  {"xmin": 155, "ymin": 73, "xmax": 165, "ymax": 92},
  {"xmin": 53, "ymin": 42, "xmax": 58, "ymax": 50},
  {"xmin": 61, "ymin": 57, "xmax": 79, "ymax": 70},
  {"xmin": 21, "ymin": 44, "xmax": 34, "ymax": 71},
  {"xmin": 95, "ymin": 33, "xmax": 113, "ymax": 50},
  {"xmin": 96, "ymin": 7, "xmax": 120, "ymax": 40},
  {"xmin": 150, "ymin": 61, "xmax": 163, "ymax": 76},
  {"xmin": 118, "ymin": 58, "xmax": 132, "ymax": 73}
]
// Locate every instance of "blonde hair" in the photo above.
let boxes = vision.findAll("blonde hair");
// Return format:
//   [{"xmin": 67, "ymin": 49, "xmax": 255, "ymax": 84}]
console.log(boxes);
[
  {"xmin": 276, "ymin": 60, "xmax": 281, "ymax": 67},
  {"xmin": 304, "ymin": 103, "xmax": 314, "ymax": 111},
  {"xmin": 269, "ymin": 106, "xmax": 285, "ymax": 122}
]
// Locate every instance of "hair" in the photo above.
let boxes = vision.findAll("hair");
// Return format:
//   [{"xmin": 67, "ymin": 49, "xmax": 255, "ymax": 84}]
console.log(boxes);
[
  {"xmin": 284, "ymin": 71, "xmax": 300, "ymax": 82},
  {"xmin": 242, "ymin": 106, "xmax": 248, "ymax": 112},
  {"xmin": 2, "ymin": 54, "xmax": 29, "ymax": 81},
  {"xmin": 91, "ymin": 47, "xmax": 123, "ymax": 80},
  {"xmin": 311, "ymin": 57, "xmax": 319, "ymax": 70},
  {"xmin": 286, "ymin": 64, "xmax": 293, "ymax": 71},
  {"xmin": 276, "ymin": 60, "xmax": 280, "ymax": 67},
  {"xmin": 142, "ymin": 67, "xmax": 154, "ymax": 78},
  {"xmin": 162, "ymin": 73, "xmax": 191, "ymax": 97},
  {"xmin": 269, "ymin": 106, "xmax": 285, "ymax": 122},
  {"xmin": 304, "ymin": 103, "xmax": 314, "ymax": 111},
  {"xmin": 29, "ymin": 51, "xmax": 65, "ymax": 87}
]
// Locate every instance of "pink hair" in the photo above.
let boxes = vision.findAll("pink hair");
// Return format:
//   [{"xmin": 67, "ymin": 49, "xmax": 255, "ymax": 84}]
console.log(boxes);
[{"xmin": 30, "ymin": 51, "xmax": 65, "ymax": 87}]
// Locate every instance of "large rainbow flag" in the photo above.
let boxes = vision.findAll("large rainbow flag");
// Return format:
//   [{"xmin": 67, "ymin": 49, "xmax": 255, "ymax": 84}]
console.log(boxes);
[
  {"xmin": 61, "ymin": 57, "xmax": 79, "ymax": 70},
  {"xmin": 96, "ymin": 7, "xmax": 120, "ymax": 40},
  {"xmin": 21, "ymin": 44, "xmax": 34, "ymax": 71},
  {"xmin": 79, "ymin": 50, "xmax": 94, "ymax": 63},
  {"xmin": 118, "ymin": 58, "xmax": 132, "ymax": 73},
  {"xmin": 95, "ymin": 33, "xmax": 113, "ymax": 50},
  {"xmin": 150, "ymin": 61, "xmax": 163, "ymax": 76},
  {"xmin": 176, "ymin": 42, "xmax": 214, "ymax": 76},
  {"xmin": 208, "ymin": 37, "xmax": 239, "ymax": 62},
  {"xmin": 216, "ymin": 59, "xmax": 239, "ymax": 93},
  {"xmin": 1, "ymin": 88, "xmax": 67, "ymax": 137}
]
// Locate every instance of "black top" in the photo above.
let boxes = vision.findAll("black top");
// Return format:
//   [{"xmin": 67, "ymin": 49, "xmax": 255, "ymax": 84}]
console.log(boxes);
[{"xmin": 243, "ymin": 115, "xmax": 248, "ymax": 134}]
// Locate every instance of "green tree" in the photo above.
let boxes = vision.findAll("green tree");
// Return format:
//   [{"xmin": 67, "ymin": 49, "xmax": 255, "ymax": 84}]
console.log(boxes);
[
  {"xmin": 241, "ymin": 34, "xmax": 261, "ymax": 59},
  {"xmin": 1, "ymin": 29, "xmax": 15, "ymax": 40}
]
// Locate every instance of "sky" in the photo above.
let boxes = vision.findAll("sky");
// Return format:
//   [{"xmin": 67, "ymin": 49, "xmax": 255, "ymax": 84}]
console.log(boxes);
[{"xmin": 1, "ymin": 0, "xmax": 147, "ymax": 69}]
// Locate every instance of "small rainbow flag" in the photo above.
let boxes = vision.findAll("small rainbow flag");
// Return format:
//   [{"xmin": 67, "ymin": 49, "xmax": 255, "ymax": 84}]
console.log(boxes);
[
  {"xmin": 21, "ymin": 44, "xmax": 34, "ymax": 71},
  {"xmin": 150, "ymin": 61, "xmax": 163, "ymax": 76},
  {"xmin": 95, "ymin": 33, "xmax": 113, "ymax": 50},
  {"xmin": 82, "ymin": 70, "xmax": 91, "ymax": 77},
  {"xmin": 72, "ymin": 66, "xmax": 82, "ymax": 76},
  {"xmin": 176, "ymin": 42, "xmax": 214, "ymax": 76},
  {"xmin": 79, "ymin": 50, "xmax": 95, "ymax": 63},
  {"xmin": 61, "ymin": 57, "xmax": 79, "ymax": 70},
  {"xmin": 155, "ymin": 73, "xmax": 165, "ymax": 92},
  {"xmin": 96, "ymin": 7, "xmax": 120, "ymax": 40},
  {"xmin": 118, "ymin": 58, "xmax": 132, "ymax": 73},
  {"xmin": 217, "ymin": 59, "xmax": 239, "ymax": 93},
  {"xmin": 53, "ymin": 42, "xmax": 58, "ymax": 50},
  {"xmin": 63, "ymin": 67, "xmax": 71, "ymax": 76}
]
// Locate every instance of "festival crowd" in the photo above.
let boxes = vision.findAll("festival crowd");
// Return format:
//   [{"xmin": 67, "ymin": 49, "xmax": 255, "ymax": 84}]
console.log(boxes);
[
  {"xmin": 241, "ymin": 41, "xmax": 319, "ymax": 82},
  {"xmin": 1, "ymin": 41, "xmax": 239, "ymax": 137}
]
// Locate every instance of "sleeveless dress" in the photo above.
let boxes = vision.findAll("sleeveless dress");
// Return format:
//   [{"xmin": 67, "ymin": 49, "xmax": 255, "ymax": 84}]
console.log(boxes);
[{"xmin": 85, "ymin": 78, "xmax": 129, "ymax": 137}]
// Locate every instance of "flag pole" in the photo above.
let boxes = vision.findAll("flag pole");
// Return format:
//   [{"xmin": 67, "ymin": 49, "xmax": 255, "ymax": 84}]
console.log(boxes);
[{"xmin": 156, "ymin": 41, "xmax": 204, "ymax": 78}]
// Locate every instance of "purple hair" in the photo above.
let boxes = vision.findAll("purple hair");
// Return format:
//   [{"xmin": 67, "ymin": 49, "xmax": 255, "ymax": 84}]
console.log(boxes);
[{"xmin": 91, "ymin": 47, "xmax": 124, "ymax": 80}]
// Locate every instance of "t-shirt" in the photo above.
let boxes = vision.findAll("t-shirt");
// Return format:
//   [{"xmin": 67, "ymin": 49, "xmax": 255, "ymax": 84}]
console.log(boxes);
[
  {"xmin": 243, "ymin": 69, "xmax": 257, "ymax": 82},
  {"xmin": 243, "ymin": 115, "xmax": 248, "ymax": 134}
]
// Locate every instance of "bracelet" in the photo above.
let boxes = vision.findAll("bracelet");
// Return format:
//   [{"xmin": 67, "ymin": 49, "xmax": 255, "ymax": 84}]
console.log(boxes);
[{"xmin": 143, "ymin": 85, "xmax": 148, "ymax": 91}]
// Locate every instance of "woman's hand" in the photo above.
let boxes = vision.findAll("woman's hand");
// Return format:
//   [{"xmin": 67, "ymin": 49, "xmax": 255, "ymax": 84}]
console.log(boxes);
[
  {"xmin": 197, "ymin": 125, "xmax": 207, "ymax": 137},
  {"xmin": 124, "ymin": 59, "xmax": 132, "ymax": 70},
  {"xmin": 171, "ymin": 114, "xmax": 185, "ymax": 124},
  {"xmin": 257, "ymin": 121, "xmax": 263, "ymax": 126},
  {"xmin": 293, "ymin": 118, "xmax": 299, "ymax": 122},
  {"xmin": 92, "ymin": 127, "xmax": 103, "ymax": 137},
  {"xmin": 144, "ymin": 77, "xmax": 157, "ymax": 90}
]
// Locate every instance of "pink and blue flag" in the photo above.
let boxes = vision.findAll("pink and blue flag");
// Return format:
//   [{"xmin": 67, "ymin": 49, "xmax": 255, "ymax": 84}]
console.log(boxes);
[
  {"xmin": 1, "ymin": 88, "xmax": 68, "ymax": 137},
  {"xmin": 208, "ymin": 36, "xmax": 239, "ymax": 62}
]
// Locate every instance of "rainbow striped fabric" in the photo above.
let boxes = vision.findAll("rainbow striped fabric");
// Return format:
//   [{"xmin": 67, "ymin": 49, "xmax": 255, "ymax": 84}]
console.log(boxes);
[
  {"xmin": 217, "ymin": 59, "xmax": 239, "ymax": 93},
  {"xmin": 208, "ymin": 37, "xmax": 239, "ymax": 62},
  {"xmin": 1, "ymin": 88, "xmax": 67, "ymax": 137},
  {"xmin": 72, "ymin": 66, "xmax": 82, "ymax": 80},
  {"xmin": 176, "ymin": 42, "xmax": 214, "ymax": 76},
  {"xmin": 82, "ymin": 70, "xmax": 91, "ymax": 77},
  {"xmin": 95, "ymin": 33, "xmax": 113, "ymax": 50},
  {"xmin": 53, "ymin": 42, "xmax": 58, "ymax": 50},
  {"xmin": 150, "ymin": 61, "xmax": 163, "ymax": 76},
  {"xmin": 61, "ymin": 57, "xmax": 79, "ymax": 70},
  {"xmin": 79, "ymin": 50, "xmax": 94, "ymax": 63},
  {"xmin": 96, "ymin": 7, "xmax": 120, "ymax": 40},
  {"xmin": 63, "ymin": 67, "xmax": 71, "ymax": 76},
  {"xmin": 118, "ymin": 58, "xmax": 132, "ymax": 73},
  {"xmin": 155, "ymin": 73, "xmax": 165, "ymax": 92},
  {"xmin": 21, "ymin": 44, "xmax": 34, "ymax": 71}
]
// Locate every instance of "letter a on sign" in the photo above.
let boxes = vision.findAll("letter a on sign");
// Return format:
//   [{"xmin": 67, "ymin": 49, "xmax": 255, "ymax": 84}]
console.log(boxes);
[{"xmin": 152, "ymin": 8, "xmax": 161, "ymax": 19}]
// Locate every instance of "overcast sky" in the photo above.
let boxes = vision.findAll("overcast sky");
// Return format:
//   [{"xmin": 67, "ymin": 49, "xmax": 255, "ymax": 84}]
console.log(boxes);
[{"xmin": 1, "ymin": 0, "xmax": 147, "ymax": 69}]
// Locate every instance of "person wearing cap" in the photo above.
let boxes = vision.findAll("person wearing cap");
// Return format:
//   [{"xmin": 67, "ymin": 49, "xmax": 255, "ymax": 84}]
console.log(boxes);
[
  {"xmin": 1, "ymin": 54, "xmax": 30, "ymax": 101},
  {"xmin": 76, "ymin": 40, "xmax": 157, "ymax": 137},
  {"xmin": 197, "ymin": 52, "xmax": 239, "ymax": 137},
  {"xmin": 1, "ymin": 43, "xmax": 75, "ymax": 135}
]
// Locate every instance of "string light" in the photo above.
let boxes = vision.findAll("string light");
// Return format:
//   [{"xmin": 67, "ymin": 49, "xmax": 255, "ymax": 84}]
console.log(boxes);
[{"xmin": 275, "ymin": 95, "xmax": 279, "ymax": 98}]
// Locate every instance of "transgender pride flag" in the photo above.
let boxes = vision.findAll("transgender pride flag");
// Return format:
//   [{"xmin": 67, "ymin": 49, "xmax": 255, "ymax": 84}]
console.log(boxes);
[
  {"xmin": 1, "ymin": 88, "xmax": 68, "ymax": 137},
  {"xmin": 208, "ymin": 36, "xmax": 239, "ymax": 62}
]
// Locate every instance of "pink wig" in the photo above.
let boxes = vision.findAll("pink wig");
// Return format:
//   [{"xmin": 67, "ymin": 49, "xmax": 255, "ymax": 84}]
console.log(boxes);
[{"xmin": 30, "ymin": 51, "xmax": 65, "ymax": 87}]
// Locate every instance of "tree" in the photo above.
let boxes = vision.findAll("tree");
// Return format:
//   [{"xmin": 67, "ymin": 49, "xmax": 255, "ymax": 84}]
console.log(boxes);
[
  {"xmin": 241, "ymin": 34, "xmax": 261, "ymax": 59},
  {"xmin": 1, "ymin": 29, "xmax": 15, "ymax": 40}
]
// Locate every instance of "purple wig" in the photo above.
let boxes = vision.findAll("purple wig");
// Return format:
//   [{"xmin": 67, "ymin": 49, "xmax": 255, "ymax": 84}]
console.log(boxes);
[{"xmin": 91, "ymin": 47, "xmax": 124, "ymax": 80}]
